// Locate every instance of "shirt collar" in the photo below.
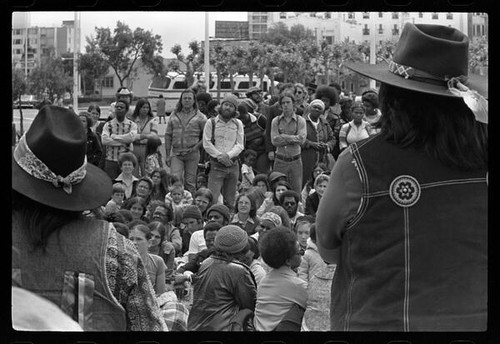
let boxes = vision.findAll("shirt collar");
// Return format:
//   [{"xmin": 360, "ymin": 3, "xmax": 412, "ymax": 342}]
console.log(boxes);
[{"xmin": 279, "ymin": 112, "xmax": 297, "ymax": 122}]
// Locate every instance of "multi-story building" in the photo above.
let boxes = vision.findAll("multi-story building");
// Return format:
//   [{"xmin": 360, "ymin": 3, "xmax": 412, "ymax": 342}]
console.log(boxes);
[
  {"xmin": 215, "ymin": 21, "xmax": 249, "ymax": 39},
  {"xmin": 12, "ymin": 13, "xmax": 80, "ymax": 76},
  {"xmin": 247, "ymin": 11, "xmax": 484, "ymax": 45}
]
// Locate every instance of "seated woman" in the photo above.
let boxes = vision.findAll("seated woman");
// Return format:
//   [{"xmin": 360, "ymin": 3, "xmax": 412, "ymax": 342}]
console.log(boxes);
[
  {"xmin": 253, "ymin": 226, "xmax": 308, "ymax": 331},
  {"xmin": 231, "ymin": 193, "xmax": 260, "ymax": 236},
  {"xmin": 148, "ymin": 221, "xmax": 176, "ymax": 286},
  {"xmin": 256, "ymin": 180, "xmax": 291, "ymax": 217},
  {"xmin": 187, "ymin": 225, "xmax": 257, "ymax": 331},
  {"xmin": 122, "ymin": 196, "xmax": 150, "ymax": 223},
  {"xmin": 304, "ymin": 174, "xmax": 330, "ymax": 217},
  {"xmin": 128, "ymin": 223, "xmax": 167, "ymax": 297}
]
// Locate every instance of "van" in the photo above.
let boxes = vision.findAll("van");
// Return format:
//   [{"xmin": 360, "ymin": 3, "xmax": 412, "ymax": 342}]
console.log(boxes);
[{"xmin": 147, "ymin": 72, "xmax": 273, "ymax": 114}]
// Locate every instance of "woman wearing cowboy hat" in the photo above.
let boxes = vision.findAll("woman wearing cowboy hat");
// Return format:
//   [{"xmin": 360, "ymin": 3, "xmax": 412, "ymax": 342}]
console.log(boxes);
[
  {"xmin": 12, "ymin": 106, "xmax": 167, "ymax": 331},
  {"xmin": 316, "ymin": 23, "xmax": 487, "ymax": 331}
]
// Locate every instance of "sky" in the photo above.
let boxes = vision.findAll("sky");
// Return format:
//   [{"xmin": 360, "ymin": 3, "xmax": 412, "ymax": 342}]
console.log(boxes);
[{"xmin": 19, "ymin": 11, "xmax": 249, "ymax": 58}]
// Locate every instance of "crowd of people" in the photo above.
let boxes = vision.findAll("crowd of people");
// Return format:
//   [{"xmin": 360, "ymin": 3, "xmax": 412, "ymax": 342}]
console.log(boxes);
[{"xmin": 12, "ymin": 23, "xmax": 487, "ymax": 333}]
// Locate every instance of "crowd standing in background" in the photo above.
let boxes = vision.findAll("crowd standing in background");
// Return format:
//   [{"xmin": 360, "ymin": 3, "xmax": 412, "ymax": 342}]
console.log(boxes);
[{"xmin": 12, "ymin": 23, "xmax": 487, "ymax": 333}]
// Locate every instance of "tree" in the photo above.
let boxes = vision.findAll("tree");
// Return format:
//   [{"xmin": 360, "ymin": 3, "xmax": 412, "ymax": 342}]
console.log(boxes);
[
  {"xmin": 170, "ymin": 40, "xmax": 203, "ymax": 87},
  {"xmin": 86, "ymin": 21, "xmax": 163, "ymax": 87},
  {"xmin": 78, "ymin": 51, "xmax": 109, "ymax": 96},
  {"xmin": 289, "ymin": 24, "xmax": 315, "ymax": 44},
  {"xmin": 29, "ymin": 56, "xmax": 73, "ymax": 103},
  {"xmin": 261, "ymin": 22, "xmax": 291, "ymax": 46},
  {"xmin": 12, "ymin": 68, "xmax": 28, "ymax": 136},
  {"xmin": 469, "ymin": 36, "xmax": 488, "ymax": 74}
]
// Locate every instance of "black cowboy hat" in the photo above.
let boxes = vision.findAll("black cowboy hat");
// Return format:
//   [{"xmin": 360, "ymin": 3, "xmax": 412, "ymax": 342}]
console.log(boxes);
[
  {"xmin": 12, "ymin": 106, "xmax": 112, "ymax": 211},
  {"xmin": 345, "ymin": 23, "xmax": 487, "ymax": 99}
]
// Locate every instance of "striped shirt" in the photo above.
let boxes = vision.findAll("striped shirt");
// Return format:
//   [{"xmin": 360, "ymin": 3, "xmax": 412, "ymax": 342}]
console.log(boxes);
[{"xmin": 101, "ymin": 118, "xmax": 138, "ymax": 162}]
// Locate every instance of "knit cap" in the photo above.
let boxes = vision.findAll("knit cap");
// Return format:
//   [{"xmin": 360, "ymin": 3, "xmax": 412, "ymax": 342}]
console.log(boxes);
[
  {"xmin": 309, "ymin": 99, "xmax": 325, "ymax": 111},
  {"xmin": 221, "ymin": 94, "xmax": 239, "ymax": 109},
  {"xmin": 182, "ymin": 205, "xmax": 202, "ymax": 220},
  {"xmin": 259, "ymin": 212, "xmax": 282, "ymax": 227},
  {"xmin": 214, "ymin": 225, "xmax": 249, "ymax": 254},
  {"xmin": 207, "ymin": 204, "xmax": 231, "ymax": 222}
]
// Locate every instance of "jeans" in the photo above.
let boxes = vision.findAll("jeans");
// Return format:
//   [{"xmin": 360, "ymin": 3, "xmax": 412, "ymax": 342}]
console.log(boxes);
[
  {"xmin": 207, "ymin": 160, "xmax": 239, "ymax": 212},
  {"xmin": 132, "ymin": 144, "xmax": 146, "ymax": 177},
  {"xmin": 171, "ymin": 150, "xmax": 200, "ymax": 196},
  {"xmin": 273, "ymin": 157, "xmax": 303, "ymax": 195}
]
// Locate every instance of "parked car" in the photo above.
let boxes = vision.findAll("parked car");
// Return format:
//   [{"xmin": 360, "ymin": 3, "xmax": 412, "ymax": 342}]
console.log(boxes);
[{"xmin": 13, "ymin": 94, "xmax": 41, "ymax": 109}]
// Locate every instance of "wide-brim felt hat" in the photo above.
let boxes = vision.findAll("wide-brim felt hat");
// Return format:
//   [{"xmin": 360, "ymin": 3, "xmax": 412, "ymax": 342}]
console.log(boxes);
[
  {"xmin": 12, "ymin": 105, "xmax": 112, "ymax": 211},
  {"xmin": 345, "ymin": 23, "xmax": 487, "ymax": 99}
]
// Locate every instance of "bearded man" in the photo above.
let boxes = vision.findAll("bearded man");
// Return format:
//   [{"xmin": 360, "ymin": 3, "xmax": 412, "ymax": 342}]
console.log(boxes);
[{"xmin": 202, "ymin": 94, "xmax": 245, "ymax": 212}]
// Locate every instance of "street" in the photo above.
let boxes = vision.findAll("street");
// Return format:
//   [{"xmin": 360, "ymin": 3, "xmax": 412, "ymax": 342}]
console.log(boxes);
[{"xmin": 12, "ymin": 106, "xmax": 168, "ymax": 140}]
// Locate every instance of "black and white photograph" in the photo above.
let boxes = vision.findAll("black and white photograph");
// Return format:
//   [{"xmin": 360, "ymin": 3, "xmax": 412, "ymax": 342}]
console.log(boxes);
[{"xmin": 10, "ymin": 8, "xmax": 491, "ymax": 342}]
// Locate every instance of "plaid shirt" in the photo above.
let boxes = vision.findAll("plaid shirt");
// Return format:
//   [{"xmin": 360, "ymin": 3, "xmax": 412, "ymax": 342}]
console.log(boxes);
[{"xmin": 157, "ymin": 291, "xmax": 189, "ymax": 331}]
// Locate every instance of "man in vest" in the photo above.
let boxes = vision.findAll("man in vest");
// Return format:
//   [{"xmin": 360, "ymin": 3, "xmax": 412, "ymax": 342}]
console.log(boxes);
[{"xmin": 203, "ymin": 94, "xmax": 244, "ymax": 212}]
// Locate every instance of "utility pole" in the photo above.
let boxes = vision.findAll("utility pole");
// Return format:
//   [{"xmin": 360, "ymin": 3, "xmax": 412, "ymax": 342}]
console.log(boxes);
[
  {"xmin": 72, "ymin": 11, "xmax": 79, "ymax": 111},
  {"xmin": 204, "ymin": 12, "xmax": 210, "ymax": 93},
  {"xmin": 369, "ymin": 12, "xmax": 376, "ymax": 90}
]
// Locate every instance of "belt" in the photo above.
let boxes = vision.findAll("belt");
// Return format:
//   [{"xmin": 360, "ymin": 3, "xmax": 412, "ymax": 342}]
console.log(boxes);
[{"xmin": 275, "ymin": 154, "xmax": 301, "ymax": 162}]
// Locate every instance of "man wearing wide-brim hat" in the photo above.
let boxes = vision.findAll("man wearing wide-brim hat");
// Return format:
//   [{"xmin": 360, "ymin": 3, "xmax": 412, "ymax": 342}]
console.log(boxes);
[
  {"xmin": 316, "ymin": 23, "xmax": 487, "ymax": 331},
  {"xmin": 12, "ymin": 106, "xmax": 167, "ymax": 331}
]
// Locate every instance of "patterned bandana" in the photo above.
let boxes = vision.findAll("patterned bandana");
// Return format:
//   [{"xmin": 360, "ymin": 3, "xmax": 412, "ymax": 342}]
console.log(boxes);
[{"xmin": 14, "ymin": 135, "xmax": 87, "ymax": 194}]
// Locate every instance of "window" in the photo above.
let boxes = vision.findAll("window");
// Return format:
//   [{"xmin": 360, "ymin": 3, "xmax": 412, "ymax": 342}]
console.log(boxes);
[
  {"xmin": 392, "ymin": 12, "xmax": 399, "ymax": 20},
  {"xmin": 325, "ymin": 12, "xmax": 331, "ymax": 19},
  {"xmin": 13, "ymin": 39, "xmax": 22, "ymax": 45},
  {"xmin": 363, "ymin": 25, "xmax": 369, "ymax": 35},
  {"xmin": 13, "ymin": 29, "xmax": 21, "ymax": 35},
  {"xmin": 379, "ymin": 12, "xmax": 383, "ymax": 18},
  {"xmin": 348, "ymin": 12, "xmax": 355, "ymax": 19},
  {"xmin": 378, "ymin": 24, "xmax": 384, "ymax": 34},
  {"xmin": 150, "ymin": 77, "xmax": 171, "ymax": 89},
  {"xmin": 280, "ymin": 12, "xmax": 286, "ymax": 19},
  {"xmin": 446, "ymin": 13, "xmax": 453, "ymax": 20},
  {"xmin": 432, "ymin": 13, "xmax": 438, "ymax": 19},
  {"xmin": 238, "ymin": 81, "xmax": 257, "ymax": 89},
  {"xmin": 220, "ymin": 81, "xmax": 232, "ymax": 90},
  {"xmin": 363, "ymin": 12, "xmax": 369, "ymax": 19},
  {"xmin": 173, "ymin": 81, "xmax": 188, "ymax": 89},
  {"xmin": 392, "ymin": 24, "xmax": 399, "ymax": 35},
  {"xmin": 418, "ymin": 12, "xmax": 423, "ymax": 18},
  {"xmin": 101, "ymin": 76, "xmax": 114, "ymax": 88},
  {"xmin": 325, "ymin": 36, "xmax": 333, "ymax": 45},
  {"xmin": 14, "ymin": 49, "xmax": 22, "ymax": 54}
]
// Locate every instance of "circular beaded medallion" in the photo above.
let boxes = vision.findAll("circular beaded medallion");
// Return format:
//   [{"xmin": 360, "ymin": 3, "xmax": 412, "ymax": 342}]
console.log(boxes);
[{"xmin": 389, "ymin": 175, "xmax": 421, "ymax": 207}]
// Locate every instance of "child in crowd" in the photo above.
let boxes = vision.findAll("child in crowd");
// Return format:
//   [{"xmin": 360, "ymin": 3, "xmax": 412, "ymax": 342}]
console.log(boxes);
[
  {"xmin": 240, "ymin": 149, "xmax": 257, "ymax": 193},
  {"xmin": 104, "ymin": 182, "xmax": 126, "ymax": 214},
  {"xmin": 165, "ymin": 179, "xmax": 193, "ymax": 227},
  {"xmin": 304, "ymin": 174, "xmax": 330, "ymax": 217},
  {"xmin": 295, "ymin": 216, "xmax": 313, "ymax": 256},
  {"xmin": 144, "ymin": 136, "xmax": 164, "ymax": 177},
  {"xmin": 122, "ymin": 196, "xmax": 149, "ymax": 223},
  {"xmin": 297, "ymin": 224, "xmax": 336, "ymax": 331},
  {"xmin": 253, "ymin": 226, "xmax": 308, "ymax": 331},
  {"xmin": 301, "ymin": 163, "xmax": 328, "ymax": 206},
  {"xmin": 196, "ymin": 173, "xmax": 208, "ymax": 190}
]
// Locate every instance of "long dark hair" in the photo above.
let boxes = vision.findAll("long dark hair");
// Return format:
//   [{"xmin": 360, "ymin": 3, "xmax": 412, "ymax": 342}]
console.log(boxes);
[
  {"xmin": 378, "ymin": 83, "xmax": 488, "ymax": 171},
  {"xmin": 175, "ymin": 89, "xmax": 198, "ymax": 113},
  {"xmin": 131, "ymin": 98, "xmax": 154, "ymax": 120},
  {"xmin": 12, "ymin": 190, "xmax": 83, "ymax": 252}
]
